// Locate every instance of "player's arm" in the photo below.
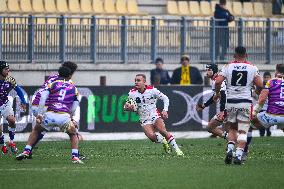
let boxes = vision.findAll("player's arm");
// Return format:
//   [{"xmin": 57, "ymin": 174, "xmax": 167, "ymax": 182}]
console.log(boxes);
[
  {"xmin": 70, "ymin": 88, "xmax": 79, "ymax": 116},
  {"xmin": 14, "ymin": 85, "xmax": 27, "ymax": 105},
  {"xmin": 123, "ymin": 93, "xmax": 135, "ymax": 111},
  {"xmin": 253, "ymin": 80, "xmax": 269, "ymax": 116},
  {"xmin": 253, "ymin": 75, "xmax": 263, "ymax": 95},
  {"xmin": 196, "ymin": 94, "xmax": 214, "ymax": 111},
  {"xmin": 155, "ymin": 89, "xmax": 169, "ymax": 119},
  {"xmin": 213, "ymin": 75, "xmax": 225, "ymax": 102}
]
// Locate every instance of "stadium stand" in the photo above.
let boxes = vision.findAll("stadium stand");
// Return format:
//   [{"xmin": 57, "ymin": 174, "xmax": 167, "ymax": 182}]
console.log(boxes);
[
  {"xmin": 188, "ymin": 1, "xmax": 201, "ymax": 17},
  {"xmin": 44, "ymin": 0, "xmax": 58, "ymax": 14},
  {"xmin": 32, "ymin": 0, "xmax": 45, "ymax": 14},
  {"xmin": 20, "ymin": 0, "xmax": 33, "ymax": 14},
  {"xmin": 254, "ymin": 2, "xmax": 265, "ymax": 17},
  {"xmin": 56, "ymin": 0, "xmax": 69, "ymax": 14},
  {"xmin": 200, "ymin": 1, "xmax": 212, "ymax": 17},
  {"xmin": 0, "ymin": 0, "xmax": 8, "ymax": 13},
  {"xmin": 116, "ymin": 0, "xmax": 128, "ymax": 15},
  {"xmin": 7, "ymin": 0, "xmax": 21, "ymax": 14},
  {"xmin": 104, "ymin": 0, "xmax": 117, "ymax": 15},
  {"xmin": 167, "ymin": 1, "xmax": 179, "ymax": 15},
  {"xmin": 93, "ymin": 0, "xmax": 105, "ymax": 14},
  {"xmin": 69, "ymin": 0, "xmax": 81, "ymax": 14},
  {"xmin": 178, "ymin": 1, "xmax": 189, "ymax": 16},
  {"xmin": 232, "ymin": 1, "xmax": 243, "ymax": 16},
  {"xmin": 80, "ymin": 0, "xmax": 93, "ymax": 14}
]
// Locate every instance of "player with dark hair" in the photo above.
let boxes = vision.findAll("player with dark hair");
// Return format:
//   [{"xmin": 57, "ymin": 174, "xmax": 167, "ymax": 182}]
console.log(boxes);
[
  {"xmin": 196, "ymin": 63, "xmax": 228, "ymax": 139},
  {"xmin": 214, "ymin": 46, "xmax": 263, "ymax": 165},
  {"xmin": 0, "ymin": 61, "xmax": 28, "ymax": 154},
  {"xmin": 16, "ymin": 66, "xmax": 83, "ymax": 163},
  {"xmin": 124, "ymin": 74, "xmax": 184, "ymax": 156}
]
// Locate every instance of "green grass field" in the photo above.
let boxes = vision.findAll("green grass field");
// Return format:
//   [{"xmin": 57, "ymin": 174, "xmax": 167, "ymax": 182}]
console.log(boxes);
[{"xmin": 0, "ymin": 137, "xmax": 284, "ymax": 189}]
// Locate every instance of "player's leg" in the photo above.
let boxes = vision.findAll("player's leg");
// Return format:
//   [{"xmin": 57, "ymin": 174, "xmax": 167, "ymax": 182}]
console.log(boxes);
[
  {"xmin": 5, "ymin": 108, "xmax": 18, "ymax": 154},
  {"xmin": 16, "ymin": 124, "xmax": 46, "ymax": 160},
  {"xmin": 207, "ymin": 118, "xmax": 227, "ymax": 139},
  {"xmin": 243, "ymin": 127, "xmax": 253, "ymax": 161},
  {"xmin": 72, "ymin": 119, "xmax": 85, "ymax": 160},
  {"xmin": 154, "ymin": 118, "xmax": 184, "ymax": 156},
  {"xmin": 0, "ymin": 124, "xmax": 7, "ymax": 154},
  {"xmin": 225, "ymin": 122, "xmax": 238, "ymax": 164}
]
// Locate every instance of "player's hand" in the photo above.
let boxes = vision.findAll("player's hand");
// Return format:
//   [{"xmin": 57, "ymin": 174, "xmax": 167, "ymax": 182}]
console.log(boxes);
[
  {"xmin": 20, "ymin": 103, "xmax": 27, "ymax": 111},
  {"xmin": 196, "ymin": 104, "xmax": 205, "ymax": 111},
  {"xmin": 161, "ymin": 111, "xmax": 168, "ymax": 119},
  {"xmin": 213, "ymin": 92, "xmax": 221, "ymax": 102},
  {"xmin": 36, "ymin": 114, "xmax": 43, "ymax": 124},
  {"xmin": 124, "ymin": 102, "xmax": 134, "ymax": 111},
  {"xmin": 216, "ymin": 111, "xmax": 226, "ymax": 122}
]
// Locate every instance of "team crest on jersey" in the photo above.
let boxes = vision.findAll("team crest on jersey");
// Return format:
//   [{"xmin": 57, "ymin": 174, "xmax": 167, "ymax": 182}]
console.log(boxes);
[{"xmin": 5, "ymin": 76, "xmax": 16, "ymax": 86}]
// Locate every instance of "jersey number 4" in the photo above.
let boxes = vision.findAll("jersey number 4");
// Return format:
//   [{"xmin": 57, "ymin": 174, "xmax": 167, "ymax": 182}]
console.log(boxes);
[{"xmin": 231, "ymin": 70, "xmax": 248, "ymax": 86}]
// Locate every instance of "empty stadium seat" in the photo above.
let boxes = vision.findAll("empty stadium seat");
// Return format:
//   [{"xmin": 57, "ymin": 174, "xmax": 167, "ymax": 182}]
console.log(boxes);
[
  {"xmin": 80, "ymin": 0, "xmax": 93, "ymax": 14},
  {"xmin": 200, "ymin": 1, "xmax": 211, "ymax": 16},
  {"xmin": 225, "ymin": 1, "xmax": 233, "ymax": 15},
  {"xmin": 32, "ymin": 0, "xmax": 45, "ymax": 14},
  {"xmin": 167, "ymin": 1, "xmax": 179, "ymax": 15},
  {"xmin": 56, "ymin": 0, "xmax": 69, "ymax": 13},
  {"xmin": 232, "ymin": 2, "xmax": 243, "ymax": 16},
  {"xmin": 7, "ymin": 0, "xmax": 21, "ymax": 13},
  {"xmin": 44, "ymin": 0, "xmax": 57, "ymax": 14},
  {"xmin": 93, "ymin": 0, "xmax": 105, "ymax": 14},
  {"xmin": 264, "ymin": 2, "xmax": 272, "ymax": 17},
  {"xmin": 104, "ymin": 0, "xmax": 116, "ymax": 14},
  {"xmin": 178, "ymin": 1, "xmax": 190, "ymax": 16},
  {"xmin": 253, "ymin": 2, "xmax": 265, "ymax": 17},
  {"xmin": 211, "ymin": 1, "xmax": 218, "ymax": 14},
  {"xmin": 243, "ymin": 2, "xmax": 254, "ymax": 17},
  {"xmin": 116, "ymin": 0, "xmax": 128, "ymax": 15},
  {"xmin": 189, "ymin": 1, "xmax": 201, "ymax": 16},
  {"xmin": 20, "ymin": 0, "xmax": 33, "ymax": 13},
  {"xmin": 0, "ymin": 0, "xmax": 8, "ymax": 13},
  {"xmin": 69, "ymin": 0, "xmax": 81, "ymax": 14},
  {"xmin": 127, "ymin": 0, "xmax": 146, "ymax": 15}
]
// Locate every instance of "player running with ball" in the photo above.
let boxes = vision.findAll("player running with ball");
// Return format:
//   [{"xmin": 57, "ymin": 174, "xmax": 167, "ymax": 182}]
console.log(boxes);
[{"xmin": 124, "ymin": 74, "xmax": 184, "ymax": 156}]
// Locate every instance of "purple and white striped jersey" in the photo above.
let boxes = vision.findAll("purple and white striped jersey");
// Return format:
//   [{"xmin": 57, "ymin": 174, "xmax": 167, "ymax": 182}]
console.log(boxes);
[
  {"xmin": 46, "ymin": 78, "xmax": 78, "ymax": 113},
  {"xmin": 266, "ymin": 78, "xmax": 284, "ymax": 115},
  {"xmin": 0, "ymin": 76, "xmax": 17, "ymax": 106}
]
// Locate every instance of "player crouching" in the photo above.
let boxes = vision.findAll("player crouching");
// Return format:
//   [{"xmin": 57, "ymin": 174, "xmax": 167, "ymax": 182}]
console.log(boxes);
[
  {"xmin": 16, "ymin": 66, "xmax": 83, "ymax": 164},
  {"xmin": 124, "ymin": 74, "xmax": 184, "ymax": 156}
]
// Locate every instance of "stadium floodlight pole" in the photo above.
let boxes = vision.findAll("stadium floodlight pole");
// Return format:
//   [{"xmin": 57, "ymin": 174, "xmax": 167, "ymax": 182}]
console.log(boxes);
[
  {"xmin": 266, "ymin": 18, "xmax": 272, "ymax": 64},
  {"xmin": 210, "ymin": 17, "xmax": 216, "ymax": 64}
]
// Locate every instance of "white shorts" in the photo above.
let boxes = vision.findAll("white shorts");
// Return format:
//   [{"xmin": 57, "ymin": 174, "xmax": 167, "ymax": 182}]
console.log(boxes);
[
  {"xmin": 0, "ymin": 100, "xmax": 14, "ymax": 119},
  {"xmin": 31, "ymin": 105, "xmax": 47, "ymax": 117},
  {"xmin": 257, "ymin": 111, "xmax": 284, "ymax": 129},
  {"xmin": 139, "ymin": 110, "xmax": 161, "ymax": 126},
  {"xmin": 227, "ymin": 102, "xmax": 251, "ymax": 132},
  {"xmin": 42, "ymin": 111, "xmax": 71, "ymax": 132}
]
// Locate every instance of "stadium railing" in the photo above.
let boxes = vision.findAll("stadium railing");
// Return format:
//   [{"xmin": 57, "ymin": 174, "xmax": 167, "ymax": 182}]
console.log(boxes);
[{"xmin": 0, "ymin": 15, "xmax": 283, "ymax": 64}]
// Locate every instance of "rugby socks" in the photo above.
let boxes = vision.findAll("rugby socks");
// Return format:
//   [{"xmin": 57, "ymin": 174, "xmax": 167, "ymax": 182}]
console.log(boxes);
[
  {"xmin": 227, "ymin": 141, "xmax": 235, "ymax": 153},
  {"xmin": 155, "ymin": 134, "xmax": 164, "ymax": 143},
  {"xmin": 166, "ymin": 134, "xmax": 179, "ymax": 151},
  {"xmin": 23, "ymin": 145, "xmax": 32, "ymax": 154},
  {"xmin": 72, "ymin": 149, "xmax": 79, "ymax": 157},
  {"xmin": 0, "ymin": 133, "xmax": 4, "ymax": 145},
  {"xmin": 235, "ymin": 147, "xmax": 244, "ymax": 160},
  {"xmin": 244, "ymin": 131, "xmax": 252, "ymax": 153},
  {"xmin": 8, "ymin": 127, "xmax": 15, "ymax": 142}
]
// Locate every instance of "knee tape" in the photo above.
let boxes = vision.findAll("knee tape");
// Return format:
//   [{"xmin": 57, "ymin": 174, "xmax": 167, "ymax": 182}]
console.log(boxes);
[
  {"xmin": 237, "ymin": 133, "xmax": 247, "ymax": 142},
  {"xmin": 238, "ymin": 122, "xmax": 250, "ymax": 133}
]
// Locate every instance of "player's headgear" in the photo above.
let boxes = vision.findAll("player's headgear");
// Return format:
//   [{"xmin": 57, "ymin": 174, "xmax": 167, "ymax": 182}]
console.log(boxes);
[
  {"xmin": 58, "ymin": 66, "xmax": 71, "ymax": 78},
  {"xmin": 206, "ymin": 63, "xmax": 218, "ymax": 74},
  {"xmin": 0, "ymin": 61, "xmax": 9, "ymax": 72}
]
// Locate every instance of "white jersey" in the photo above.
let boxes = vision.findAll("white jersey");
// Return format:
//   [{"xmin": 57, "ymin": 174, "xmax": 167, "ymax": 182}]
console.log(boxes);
[
  {"xmin": 211, "ymin": 75, "xmax": 226, "ymax": 92},
  {"xmin": 128, "ymin": 86, "xmax": 169, "ymax": 120},
  {"xmin": 219, "ymin": 60, "xmax": 260, "ymax": 102}
]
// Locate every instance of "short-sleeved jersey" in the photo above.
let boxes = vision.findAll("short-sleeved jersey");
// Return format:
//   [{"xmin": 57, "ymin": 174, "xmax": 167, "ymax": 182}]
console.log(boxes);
[
  {"xmin": 265, "ymin": 78, "xmax": 284, "ymax": 115},
  {"xmin": 128, "ymin": 86, "xmax": 169, "ymax": 119},
  {"xmin": 211, "ymin": 74, "xmax": 226, "ymax": 92},
  {"xmin": 219, "ymin": 61, "xmax": 260, "ymax": 102},
  {"xmin": 46, "ymin": 78, "xmax": 78, "ymax": 113},
  {"xmin": 0, "ymin": 76, "xmax": 17, "ymax": 106},
  {"xmin": 32, "ymin": 74, "xmax": 59, "ymax": 106}
]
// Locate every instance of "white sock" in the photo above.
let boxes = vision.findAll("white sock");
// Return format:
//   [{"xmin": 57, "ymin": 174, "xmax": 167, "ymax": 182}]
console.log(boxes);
[
  {"xmin": 155, "ymin": 134, "xmax": 164, "ymax": 143},
  {"xmin": 236, "ymin": 147, "xmax": 244, "ymax": 160},
  {"xmin": 227, "ymin": 141, "xmax": 235, "ymax": 153},
  {"xmin": 167, "ymin": 134, "xmax": 179, "ymax": 151}
]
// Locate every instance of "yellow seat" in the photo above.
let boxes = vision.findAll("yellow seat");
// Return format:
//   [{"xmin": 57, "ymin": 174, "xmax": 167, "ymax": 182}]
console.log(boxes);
[
  {"xmin": 92, "ymin": 0, "xmax": 105, "ymax": 14},
  {"xmin": 263, "ymin": 2, "xmax": 272, "ymax": 17},
  {"xmin": 232, "ymin": 2, "xmax": 243, "ymax": 16},
  {"xmin": 20, "ymin": 0, "xmax": 33, "ymax": 13},
  {"xmin": 80, "ymin": 0, "xmax": 93, "ymax": 14},
  {"xmin": 104, "ymin": 0, "xmax": 116, "ymax": 15},
  {"xmin": 253, "ymin": 2, "xmax": 265, "ymax": 17},
  {"xmin": 32, "ymin": 0, "xmax": 45, "ymax": 14},
  {"xmin": 200, "ymin": 1, "xmax": 211, "ymax": 16},
  {"xmin": 0, "ymin": 0, "xmax": 8, "ymax": 13},
  {"xmin": 167, "ymin": 1, "xmax": 179, "ymax": 15},
  {"xmin": 44, "ymin": 0, "xmax": 57, "ymax": 14},
  {"xmin": 211, "ymin": 1, "xmax": 218, "ymax": 14},
  {"xmin": 225, "ymin": 2, "xmax": 233, "ymax": 15},
  {"xmin": 116, "ymin": 0, "xmax": 128, "ymax": 15},
  {"xmin": 56, "ymin": 0, "xmax": 69, "ymax": 13},
  {"xmin": 7, "ymin": 0, "xmax": 21, "ymax": 13},
  {"xmin": 46, "ymin": 17, "xmax": 58, "ymax": 24},
  {"xmin": 189, "ymin": 1, "xmax": 201, "ymax": 16},
  {"xmin": 178, "ymin": 1, "xmax": 189, "ymax": 16},
  {"xmin": 243, "ymin": 2, "xmax": 254, "ymax": 17},
  {"xmin": 127, "ymin": 0, "xmax": 146, "ymax": 15},
  {"xmin": 69, "ymin": 0, "xmax": 81, "ymax": 14}
]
